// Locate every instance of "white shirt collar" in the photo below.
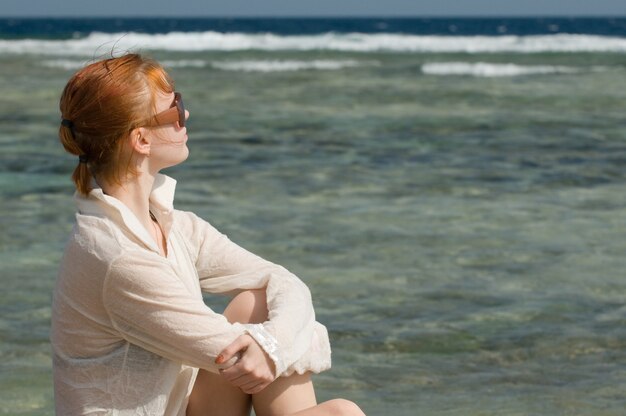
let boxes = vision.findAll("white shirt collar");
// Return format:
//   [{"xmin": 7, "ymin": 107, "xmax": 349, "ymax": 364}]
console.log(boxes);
[{"xmin": 74, "ymin": 173, "xmax": 177, "ymax": 253}]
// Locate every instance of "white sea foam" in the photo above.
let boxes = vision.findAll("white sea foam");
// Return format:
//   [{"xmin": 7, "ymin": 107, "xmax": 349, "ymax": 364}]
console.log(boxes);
[
  {"xmin": 40, "ymin": 58, "xmax": 372, "ymax": 72},
  {"xmin": 422, "ymin": 62, "xmax": 584, "ymax": 77},
  {"xmin": 210, "ymin": 59, "xmax": 372, "ymax": 72},
  {"xmin": 4, "ymin": 32, "xmax": 626, "ymax": 55},
  {"xmin": 160, "ymin": 59, "xmax": 207, "ymax": 68},
  {"xmin": 41, "ymin": 59, "xmax": 90, "ymax": 70},
  {"xmin": 41, "ymin": 58, "xmax": 208, "ymax": 70}
]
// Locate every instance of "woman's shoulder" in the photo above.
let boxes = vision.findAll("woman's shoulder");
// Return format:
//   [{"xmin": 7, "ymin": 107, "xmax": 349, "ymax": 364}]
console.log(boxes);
[
  {"xmin": 66, "ymin": 213, "xmax": 134, "ymax": 264},
  {"xmin": 56, "ymin": 215, "xmax": 128, "ymax": 294},
  {"xmin": 172, "ymin": 209, "xmax": 222, "ymax": 235},
  {"xmin": 172, "ymin": 208, "xmax": 202, "ymax": 223}
]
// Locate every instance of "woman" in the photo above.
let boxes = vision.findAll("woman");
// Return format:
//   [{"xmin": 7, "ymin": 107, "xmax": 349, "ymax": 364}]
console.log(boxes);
[{"xmin": 51, "ymin": 54, "xmax": 364, "ymax": 416}]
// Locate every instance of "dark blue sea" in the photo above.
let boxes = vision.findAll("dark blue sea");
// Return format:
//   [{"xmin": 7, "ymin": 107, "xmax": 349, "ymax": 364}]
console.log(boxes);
[
  {"xmin": 1, "ymin": 17, "xmax": 626, "ymax": 416},
  {"xmin": 2, "ymin": 16, "xmax": 626, "ymax": 37}
]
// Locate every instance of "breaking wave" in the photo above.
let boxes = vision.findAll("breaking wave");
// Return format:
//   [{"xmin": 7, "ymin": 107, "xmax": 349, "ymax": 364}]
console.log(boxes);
[
  {"xmin": 5, "ymin": 32, "xmax": 626, "ymax": 55},
  {"xmin": 421, "ymin": 62, "xmax": 591, "ymax": 77},
  {"xmin": 41, "ymin": 58, "xmax": 375, "ymax": 72}
]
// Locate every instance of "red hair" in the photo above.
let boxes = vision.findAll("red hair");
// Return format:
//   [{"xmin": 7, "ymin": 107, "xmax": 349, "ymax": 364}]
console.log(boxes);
[{"xmin": 59, "ymin": 54, "xmax": 175, "ymax": 195}]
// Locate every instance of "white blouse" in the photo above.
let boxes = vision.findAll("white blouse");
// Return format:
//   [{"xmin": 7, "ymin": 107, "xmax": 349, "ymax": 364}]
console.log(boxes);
[{"xmin": 51, "ymin": 174, "xmax": 331, "ymax": 415}]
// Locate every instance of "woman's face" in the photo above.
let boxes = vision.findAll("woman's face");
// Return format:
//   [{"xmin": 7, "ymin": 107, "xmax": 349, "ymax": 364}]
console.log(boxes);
[{"xmin": 145, "ymin": 90, "xmax": 190, "ymax": 171}]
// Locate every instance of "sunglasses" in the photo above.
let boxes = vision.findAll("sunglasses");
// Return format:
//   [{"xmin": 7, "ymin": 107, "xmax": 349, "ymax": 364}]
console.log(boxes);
[{"xmin": 148, "ymin": 92, "xmax": 185, "ymax": 128}]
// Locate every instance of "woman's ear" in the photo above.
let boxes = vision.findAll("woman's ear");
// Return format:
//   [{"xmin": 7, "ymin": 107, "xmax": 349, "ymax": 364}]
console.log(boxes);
[{"xmin": 129, "ymin": 127, "xmax": 151, "ymax": 156}]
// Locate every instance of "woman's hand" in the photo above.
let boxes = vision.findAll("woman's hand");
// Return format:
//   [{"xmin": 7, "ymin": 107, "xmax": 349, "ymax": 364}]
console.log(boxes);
[{"xmin": 216, "ymin": 334, "xmax": 277, "ymax": 394}]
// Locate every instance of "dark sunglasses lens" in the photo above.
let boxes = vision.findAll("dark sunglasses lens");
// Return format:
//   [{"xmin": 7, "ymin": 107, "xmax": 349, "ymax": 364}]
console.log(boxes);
[{"xmin": 175, "ymin": 93, "xmax": 185, "ymax": 127}]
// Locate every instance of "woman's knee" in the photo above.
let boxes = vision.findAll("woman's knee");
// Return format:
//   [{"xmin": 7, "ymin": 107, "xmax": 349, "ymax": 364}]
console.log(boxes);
[
  {"xmin": 323, "ymin": 398, "xmax": 365, "ymax": 416},
  {"xmin": 223, "ymin": 289, "xmax": 268, "ymax": 324}
]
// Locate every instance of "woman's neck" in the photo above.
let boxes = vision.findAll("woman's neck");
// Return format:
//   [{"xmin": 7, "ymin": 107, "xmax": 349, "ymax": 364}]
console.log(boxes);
[{"xmin": 98, "ymin": 172, "xmax": 156, "ymax": 238}]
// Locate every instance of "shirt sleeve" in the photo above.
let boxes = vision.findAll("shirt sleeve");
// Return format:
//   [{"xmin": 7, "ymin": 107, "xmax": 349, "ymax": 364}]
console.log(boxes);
[
  {"xmin": 102, "ymin": 251, "xmax": 248, "ymax": 373},
  {"xmin": 174, "ymin": 210, "xmax": 316, "ymax": 376}
]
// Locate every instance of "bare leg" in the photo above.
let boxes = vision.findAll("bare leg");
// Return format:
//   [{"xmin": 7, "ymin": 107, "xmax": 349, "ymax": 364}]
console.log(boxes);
[
  {"xmin": 187, "ymin": 289, "xmax": 365, "ymax": 416},
  {"xmin": 252, "ymin": 372, "xmax": 317, "ymax": 416},
  {"xmin": 186, "ymin": 368, "xmax": 251, "ymax": 416},
  {"xmin": 252, "ymin": 373, "xmax": 365, "ymax": 416},
  {"xmin": 288, "ymin": 399, "xmax": 365, "ymax": 416},
  {"xmin": 186, "ymin": 290, "xmax": 268, "ymax": 416}
]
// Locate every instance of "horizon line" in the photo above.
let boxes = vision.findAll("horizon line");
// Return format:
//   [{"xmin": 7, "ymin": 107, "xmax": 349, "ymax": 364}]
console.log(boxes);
[{"xmin": 2, "ymin": 14, "xmax": 626, "ymax": 19}]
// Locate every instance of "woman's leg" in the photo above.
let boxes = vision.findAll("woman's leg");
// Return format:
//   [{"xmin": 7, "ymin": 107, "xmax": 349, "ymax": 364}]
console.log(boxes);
[
  {"xmin": 251, "ymin": 373, "xmax": 366, "ymax": 416},
  {"xmin": 186, "ymin": 368, "xmax": 251, "ymax": 416},
  {"xmin": 251, "ymin": 371, "xmax": 317, "ymax": 416},
  {"xmin": 287, "ymin": 399, "xmax": 365, "ymax": 416},
  {"xmin": 186, "ymin": 290, "xmax": 268, "ymax": 416},
  {"xmin": 187, "ymin": 289, "xmax": 365, "ymax": 416}
]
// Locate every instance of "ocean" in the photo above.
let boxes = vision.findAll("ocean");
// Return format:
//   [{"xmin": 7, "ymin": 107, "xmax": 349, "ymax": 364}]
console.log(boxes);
[{"xmin": 1, "ymin": 17, "xmax": 625, "ymax": 415}]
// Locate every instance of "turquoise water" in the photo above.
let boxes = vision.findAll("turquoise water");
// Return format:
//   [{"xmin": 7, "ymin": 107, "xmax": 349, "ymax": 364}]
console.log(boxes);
[{"xmin": 1, "ymin": 33, "xmax": 626, "ymax": 415}]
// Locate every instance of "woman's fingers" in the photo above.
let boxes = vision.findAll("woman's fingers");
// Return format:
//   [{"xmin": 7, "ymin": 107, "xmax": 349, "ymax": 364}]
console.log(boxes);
[
  {"xmin": 219, "ymin": 355, "xmax": 274, "ymax": 392},
  {"xmin": 219, "ymin": 365, "xmax": 249, "ymax": 384},
  {"xmin": 224, "ymin": 369, "xmax": 268, "ymax": 394},
  {"xmin": 216, "ymin": 334, "xmax": 252, "ymax": 365},
  {"xmin": 218, "ymin": 333, "xmax": 276, "ymax": 393},
  {"xmin": 220, "ymin": 368, "xmax": 267, "ymax": 393},
  {"xmin": 220, "ymin": 359, "xmax": 268, "ymax": 383}
]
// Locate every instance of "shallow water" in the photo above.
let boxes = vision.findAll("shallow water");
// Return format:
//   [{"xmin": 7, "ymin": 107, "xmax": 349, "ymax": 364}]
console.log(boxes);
[{"xmin": 1, "ymin": 24, "xmax": 626, "ymax": 415}]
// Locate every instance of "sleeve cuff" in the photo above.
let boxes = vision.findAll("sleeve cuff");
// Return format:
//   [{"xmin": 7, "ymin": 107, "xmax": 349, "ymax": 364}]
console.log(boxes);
[{"xmin": 243, "ymin": 323, "xmax": 285, "ymax": 375}]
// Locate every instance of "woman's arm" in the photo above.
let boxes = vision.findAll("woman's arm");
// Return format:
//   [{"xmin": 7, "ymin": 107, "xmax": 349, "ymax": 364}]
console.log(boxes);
[
  {"xmin": 175, "ymin": 210, "xmax": 318, "ymax": 376},
  {"xmin": 102, "ymin": 252, "xmax": 248, "ymax": 372}
]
